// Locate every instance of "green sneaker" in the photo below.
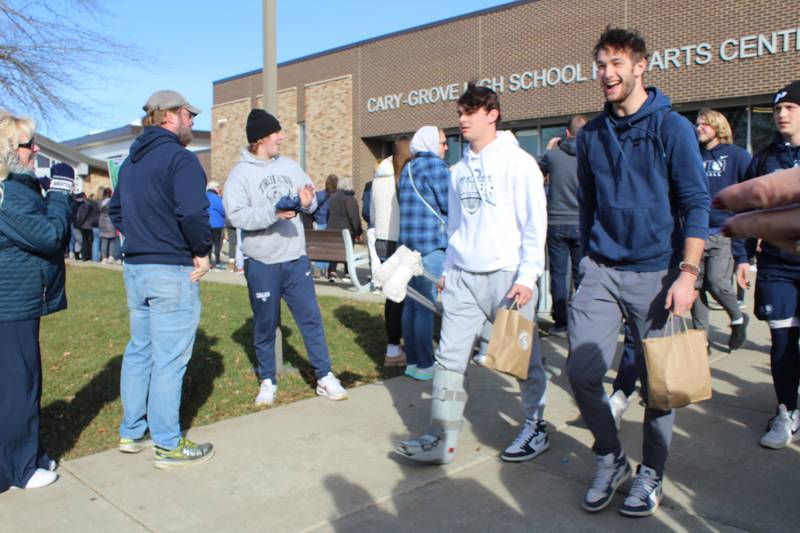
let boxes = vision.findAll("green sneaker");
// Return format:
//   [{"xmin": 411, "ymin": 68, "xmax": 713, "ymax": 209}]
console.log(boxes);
[
  {"xmin": 119, "ymin": 434, "xmax": 154, "ymax": 454},
  {"xmin": 154, "ymin": 437, "xmax": 215, "ymax": 470}
]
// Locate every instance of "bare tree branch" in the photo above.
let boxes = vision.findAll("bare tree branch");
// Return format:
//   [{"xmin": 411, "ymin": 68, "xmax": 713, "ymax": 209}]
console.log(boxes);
[{"xmin": 0, "ymin": 0, "xmax": 148, "ymax": 125}]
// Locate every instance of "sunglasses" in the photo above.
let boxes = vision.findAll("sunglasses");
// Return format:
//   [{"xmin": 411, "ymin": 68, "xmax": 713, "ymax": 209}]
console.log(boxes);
[{"xmin": 18, "ymin": 137, "xmax": 36, "ymax": 149}]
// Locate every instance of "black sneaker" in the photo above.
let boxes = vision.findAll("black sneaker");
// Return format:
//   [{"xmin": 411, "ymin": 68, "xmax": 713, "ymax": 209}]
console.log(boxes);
[
  {"xmin": 619, "ymin": 464, "xmax": 663, "ymax": 517},
  {"xmin": 500, "ymin": 419, "xmax": 549, "ymax": 462},
  {"xmin": 583, "ymin": 450, "xmax": 631, "ymax": 512},
  {"xmin": 728, "ymin": 314, "xmax": 749, "ymax": 351}
]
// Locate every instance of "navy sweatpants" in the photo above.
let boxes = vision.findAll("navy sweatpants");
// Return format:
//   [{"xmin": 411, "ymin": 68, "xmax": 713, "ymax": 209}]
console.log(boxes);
[
  {"xmin": 244, "ymin": 255, "xmax": 332, "ymax": 382},
  {"xmin": 0, "ymin": 319, "xmax": 52, "ymax": 492}
]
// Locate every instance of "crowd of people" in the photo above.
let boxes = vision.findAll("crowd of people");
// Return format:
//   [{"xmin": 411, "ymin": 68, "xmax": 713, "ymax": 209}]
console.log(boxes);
[{"xmin": 1, "ymin": 26, "xmax": 799, "ymax": 521}]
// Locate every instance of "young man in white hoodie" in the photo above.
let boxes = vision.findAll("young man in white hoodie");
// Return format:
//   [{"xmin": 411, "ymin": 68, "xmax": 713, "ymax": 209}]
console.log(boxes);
[
  {"xmin": 395, "ymin": 83, "xmax": 550, "ymax": 464},
  {"xmin": 224, "ymin": 109, "xmax": 348, "ymax": 406}
]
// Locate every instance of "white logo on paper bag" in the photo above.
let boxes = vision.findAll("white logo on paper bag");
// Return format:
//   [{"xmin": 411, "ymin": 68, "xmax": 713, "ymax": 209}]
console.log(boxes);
[{"xmin": 518, "ymin": 331, "xmax": 530, "ymax": 350}]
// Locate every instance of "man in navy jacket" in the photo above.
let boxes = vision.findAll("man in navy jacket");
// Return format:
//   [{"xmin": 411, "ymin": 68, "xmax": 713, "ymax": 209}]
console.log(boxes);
[
  {"xmin": 110, "ymin": 90, "xmax": 215, "ymax": 469},
  {"xmin": 746, "ymin": 81, "xmax": 800, "ymax": 450},
  {"xmin": 567, "ymin": 28, "xmax": 708, "ymax": 517},
  {"xmin": 691, "ymin": 109, "xmax": 750, "ymax": 351}
]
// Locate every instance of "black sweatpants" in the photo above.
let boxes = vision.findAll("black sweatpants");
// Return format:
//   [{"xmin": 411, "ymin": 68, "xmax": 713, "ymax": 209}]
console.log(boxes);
[{"xmin": 0, "ymin": 319, "xmax": 52, "ymax": 492}]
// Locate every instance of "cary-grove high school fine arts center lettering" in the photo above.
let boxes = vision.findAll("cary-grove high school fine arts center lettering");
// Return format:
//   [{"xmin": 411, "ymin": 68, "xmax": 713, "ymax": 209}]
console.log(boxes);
[{"xmin": 210, "ymin": 0, "xmax": 800, "ymax": 194}]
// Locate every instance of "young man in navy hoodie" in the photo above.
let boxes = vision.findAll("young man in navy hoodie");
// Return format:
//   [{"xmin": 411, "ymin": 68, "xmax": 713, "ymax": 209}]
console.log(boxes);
[
  {"xmin": 746, "ymin": 81, "xmax": 800, "ymax": 450},
  {"xmin": 567, "ymin": 28, "xmax": 709, "ymax": 517},
  {"xmin": 110, "ymin": 90, "xmax": 215, "ymax": 469},
  {"xmin": 691, "ymin": 109, "xmax": 750, "ymax": 351}
]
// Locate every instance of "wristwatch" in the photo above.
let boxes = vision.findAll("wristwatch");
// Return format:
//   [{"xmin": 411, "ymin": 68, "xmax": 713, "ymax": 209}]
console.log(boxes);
[{"xmin": 678, "ymin": 261, "xmax": 701, "ymax": 276}]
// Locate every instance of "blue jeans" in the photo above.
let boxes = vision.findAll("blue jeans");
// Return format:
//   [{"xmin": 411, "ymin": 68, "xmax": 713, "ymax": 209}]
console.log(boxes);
[
  {"xmin": 119, "ymin": 264, "xmax": 201, "ymax": 450},
  {"xmin": 92, "ymin": 227, "xmax": 101, "ymax": 262},
  {"xmin": 402, "ymin": 249, "xmax": 445, "ymax": 369},
  {"xmin": 547, "ymin": 224, "xmax": 582, "ymax": 328},
  {"xmin": 244, "ymin": 256, "xmax": 332, "ymax": 382}
]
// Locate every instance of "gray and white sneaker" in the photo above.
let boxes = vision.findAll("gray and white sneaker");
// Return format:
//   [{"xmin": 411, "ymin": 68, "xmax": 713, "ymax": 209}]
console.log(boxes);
[
  {"xmin": 583, "ymin": 450, "xmax": 631, "ymax": 512},
  {"xmin": 500, "ymin": 419, "xmax": 549, "ymax": 462},
  {"xmin": 619, "ymin": 464, "xmax": 663, "ymax": 517},
  {"xmin": 760, "ymin": 404, "xmax": 800, "ymax": 449},
  {"xmin": 255, "ymin": 378, "xmax": 277, "ymax": 407},
  {"xmin": 317, "ymin": 372, "xmax": 348, "ymax": 400},
  {"xmin": 609, "ymin": 390, "xmax": 631, "ymax": 429}
]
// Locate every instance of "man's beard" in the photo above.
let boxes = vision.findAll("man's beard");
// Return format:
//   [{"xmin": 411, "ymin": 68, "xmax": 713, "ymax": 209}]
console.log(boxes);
[{"xmin": 177, "ymin": 124, "xmax": 193, "ymax": 146}]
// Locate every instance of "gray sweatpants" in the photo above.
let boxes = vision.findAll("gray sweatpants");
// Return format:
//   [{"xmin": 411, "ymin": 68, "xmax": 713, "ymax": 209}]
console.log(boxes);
[
  {"xmin": 437, "ymin": 268, "xmax": 547, "ymax": 420},
  {"xmin": 566, "ymin": 257, "xmax": 676, "ymax": 474},
  {"xmin": 691, "ymin": 233, "xmax": 743, "ymax": 332}
]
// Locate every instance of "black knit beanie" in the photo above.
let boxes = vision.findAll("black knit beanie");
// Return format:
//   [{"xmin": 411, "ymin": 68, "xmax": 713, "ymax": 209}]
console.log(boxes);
[
  {"xmin": 774, "ymin": 81, "xmax": 800, "ymax": 107},
  {"xmin": 246, "ymin": 109, "xmax": 282, "ymax": 143}
]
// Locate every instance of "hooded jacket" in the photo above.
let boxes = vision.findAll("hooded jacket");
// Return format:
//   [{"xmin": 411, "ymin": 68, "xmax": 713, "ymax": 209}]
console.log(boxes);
[
  {"xmin": 576, "ymin": 88, "xmax": 709, "ymax": 271},
  {"xmin": 701, "ymin": 143, "xmax": 751, "ymax": 264},
  {"xmin": 445, "ymin": 130, "xmax": 547, "ymax": 289},
  {"xmin": 370, "ymin": 156, "xmax": 400, "ymax": 242},
  {"xmin": 745, "ymin": 134, "xmax": 800, "ymax": 273},
  {"xmin": 223, "ymin": 149, "xmax": 317, "ymax": 265},
  {"xmin": 0, "ymin": 172, "xmax": 70, "ymax": 320},
  {"xmin": 538, "ymin": 138, "xmax": 579, "ymax": 225},
  {"xmin": 109, "ymin": 126, "xmax": 210, "ymax": 265}
]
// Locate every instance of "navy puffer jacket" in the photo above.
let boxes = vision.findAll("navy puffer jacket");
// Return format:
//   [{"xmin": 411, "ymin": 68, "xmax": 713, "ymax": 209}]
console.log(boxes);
[{"xmin": 0, "ymin": 172, "xmax": 70, "ymax": 321}]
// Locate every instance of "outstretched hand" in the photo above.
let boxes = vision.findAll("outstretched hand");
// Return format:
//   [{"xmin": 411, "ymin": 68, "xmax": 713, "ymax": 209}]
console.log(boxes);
[
  {"xmin": 299, "ymin": 184, "xmax": 315, "ymax": 208},
  {"xmin": 715, "ymin": 167, "xmax": 800, "ymax": 254}
]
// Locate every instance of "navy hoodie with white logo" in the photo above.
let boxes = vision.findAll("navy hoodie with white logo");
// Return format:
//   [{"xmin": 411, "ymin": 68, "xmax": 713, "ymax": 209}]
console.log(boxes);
[
  {"xmin": 109, "ymin": 126, "xmax": 211, "ymax": 265},
  {"xmin": 745, "ymin": 134, "xmax": 800, "ymax": 274},
  {"xmin": 576, "ymin": 88, "xmax": 709, "ymax": 271}
]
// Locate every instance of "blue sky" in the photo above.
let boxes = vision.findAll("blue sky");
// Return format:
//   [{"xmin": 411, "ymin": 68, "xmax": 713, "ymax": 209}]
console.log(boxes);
[{"xmin": 48, "ymin": 0, "xmax": 514, "ymax": 141}]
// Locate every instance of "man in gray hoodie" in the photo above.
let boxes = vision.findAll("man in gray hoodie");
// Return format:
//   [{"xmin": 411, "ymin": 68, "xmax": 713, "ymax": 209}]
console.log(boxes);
[
  {"xmin": 538, "ymin": 115, "xmax": 587, "ymax": 337},
  {"xmin": 224, "ymin": 109, "xmax": 348, "ymax": 406}
]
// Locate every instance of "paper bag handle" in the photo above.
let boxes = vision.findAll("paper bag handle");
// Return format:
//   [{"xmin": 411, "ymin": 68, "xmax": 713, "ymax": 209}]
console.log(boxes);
[{"xmin": 665, "ymin": 312, "xmax": 690, "ymax": 337}]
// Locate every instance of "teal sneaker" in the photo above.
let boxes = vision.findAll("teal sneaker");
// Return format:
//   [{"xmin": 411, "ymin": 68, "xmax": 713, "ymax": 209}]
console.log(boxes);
[
  {"xmin": 154, "ymin": 437, "xmax": 215, "ymax": 470},
  {"xmin": 119, "ymin": 434, "xmax": 154, "ymax": 454}
]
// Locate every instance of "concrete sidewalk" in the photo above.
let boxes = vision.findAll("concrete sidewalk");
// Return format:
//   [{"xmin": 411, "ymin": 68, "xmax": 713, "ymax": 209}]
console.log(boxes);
[
  {"xmin": 3, "ymin": 284, "xmax": 799, "ymax": 532},
  {"xmin": 66, "ymin": 258, "xmax": 384, "ymax": 303}
]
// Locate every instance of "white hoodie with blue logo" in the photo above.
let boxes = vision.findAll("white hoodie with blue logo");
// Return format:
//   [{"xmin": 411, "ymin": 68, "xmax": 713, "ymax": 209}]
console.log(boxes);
[{"xmin": 445, "ymin": 130, "xmax": 547, "ymax": 289}]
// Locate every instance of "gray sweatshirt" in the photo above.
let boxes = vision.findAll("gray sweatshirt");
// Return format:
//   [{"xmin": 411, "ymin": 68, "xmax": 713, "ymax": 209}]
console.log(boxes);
[
  {"xmin": 537, "ymin": 138, "xmax": 579, "ymax": 226},
  {"xmin": 223, "ymin": 149, "xmax": 317, "ymax": 265}
]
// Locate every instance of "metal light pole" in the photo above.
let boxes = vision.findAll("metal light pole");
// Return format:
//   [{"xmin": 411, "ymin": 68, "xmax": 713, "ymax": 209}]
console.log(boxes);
[
  {"xmin": 263, "ymin": 0, "xmax": 277, "ymax": 114},
  {"xmin": 262, "ymin": 0, "xmax": 294, "ymax": 375}
]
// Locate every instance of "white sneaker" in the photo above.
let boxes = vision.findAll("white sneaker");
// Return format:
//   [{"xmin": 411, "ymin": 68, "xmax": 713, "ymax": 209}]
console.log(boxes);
[
  {"xmin": 316, "ymin": 372, "xmax": 348, "ymax": 400},
  {"xmin": 583, "ymin": 450, "xmax": 631, "ymax": 512},
  {"xmin": 609, "ymin": 390, "xmax": 631, "ymax": 429},
  {"xmin": 472, "ymin": 354, "xmax": 487, "ymax": 366},
  {"xmin": 760, "ymin": 404, "xmax": 800, "ymax": 449},
  {"xmin": 24, "ymin": 468, "xmax": 58, "ymax": 489},
  {"xmin": 255, "ymin": 379, "xmax": 277, "ymax": 406},
  {"xmin": 619, "ymin": 464, "xmax": 663, "ymax": 517},
  {"xmin": 500, "ymin": 418, "xmax": 549, "ymax": 462}
]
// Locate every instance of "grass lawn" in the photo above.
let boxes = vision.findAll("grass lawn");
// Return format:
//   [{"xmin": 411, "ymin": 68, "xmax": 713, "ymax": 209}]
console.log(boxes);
[{"xmin": 39, "ymin": 265, "xmax": 397, "ymax": 460}]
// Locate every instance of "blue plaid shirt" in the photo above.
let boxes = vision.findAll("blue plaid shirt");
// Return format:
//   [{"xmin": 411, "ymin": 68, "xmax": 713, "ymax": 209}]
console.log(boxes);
[{"xmin": 398, "ymin": 152, "xmax": 449, "ymax": 255}]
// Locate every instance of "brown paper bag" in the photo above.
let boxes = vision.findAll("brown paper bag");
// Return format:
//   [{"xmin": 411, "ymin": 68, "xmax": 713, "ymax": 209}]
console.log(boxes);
[
  {"xmin": 485, "ymin": 305, "xmax": 534, "ymax": 380},
  {"xmin": 643, "ymin": 314, "xmax": 712, "ymax": 411}
]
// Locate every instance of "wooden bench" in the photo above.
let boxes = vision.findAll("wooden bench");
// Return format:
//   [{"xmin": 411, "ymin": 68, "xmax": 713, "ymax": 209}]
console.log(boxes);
[{"xmin": 304, "ymin": 228, "xmax": 371, "ymax": 292}]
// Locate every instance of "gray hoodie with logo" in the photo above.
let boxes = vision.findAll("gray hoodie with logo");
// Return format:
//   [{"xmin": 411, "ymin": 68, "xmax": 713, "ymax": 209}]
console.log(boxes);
[{"xmin": 223, "ymin": 149, "xmax": 317, "ymax": 265}]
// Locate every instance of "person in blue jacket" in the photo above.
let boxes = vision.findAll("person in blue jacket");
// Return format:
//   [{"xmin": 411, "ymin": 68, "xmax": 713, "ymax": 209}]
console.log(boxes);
[
  {"xmin": 567, "ymin": 27, "xmax": 708, "ymax": 517},
  {"xmin": 206, "ymin": 180, "xmax": 226, "ymax": 270},
  {"xmin": 0, "ymin": 114, "xmax": 74, "ymax": 492},
  {"xmin": 109, "ymin": 90, "xmax": 215, "ymax": 469},
  {"xmin": 745, "ymin": 81, "xmax": 800, "ymax": 450},
  {"xmin": 691, "ymin": 108, "xmax": 751, "ymax": 351}
]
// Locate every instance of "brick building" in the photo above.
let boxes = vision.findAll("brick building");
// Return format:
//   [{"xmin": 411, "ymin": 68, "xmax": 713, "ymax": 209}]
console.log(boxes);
[{"xmin": 212, "ymin": 0, "xmax": 800, "ymax": 193}]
